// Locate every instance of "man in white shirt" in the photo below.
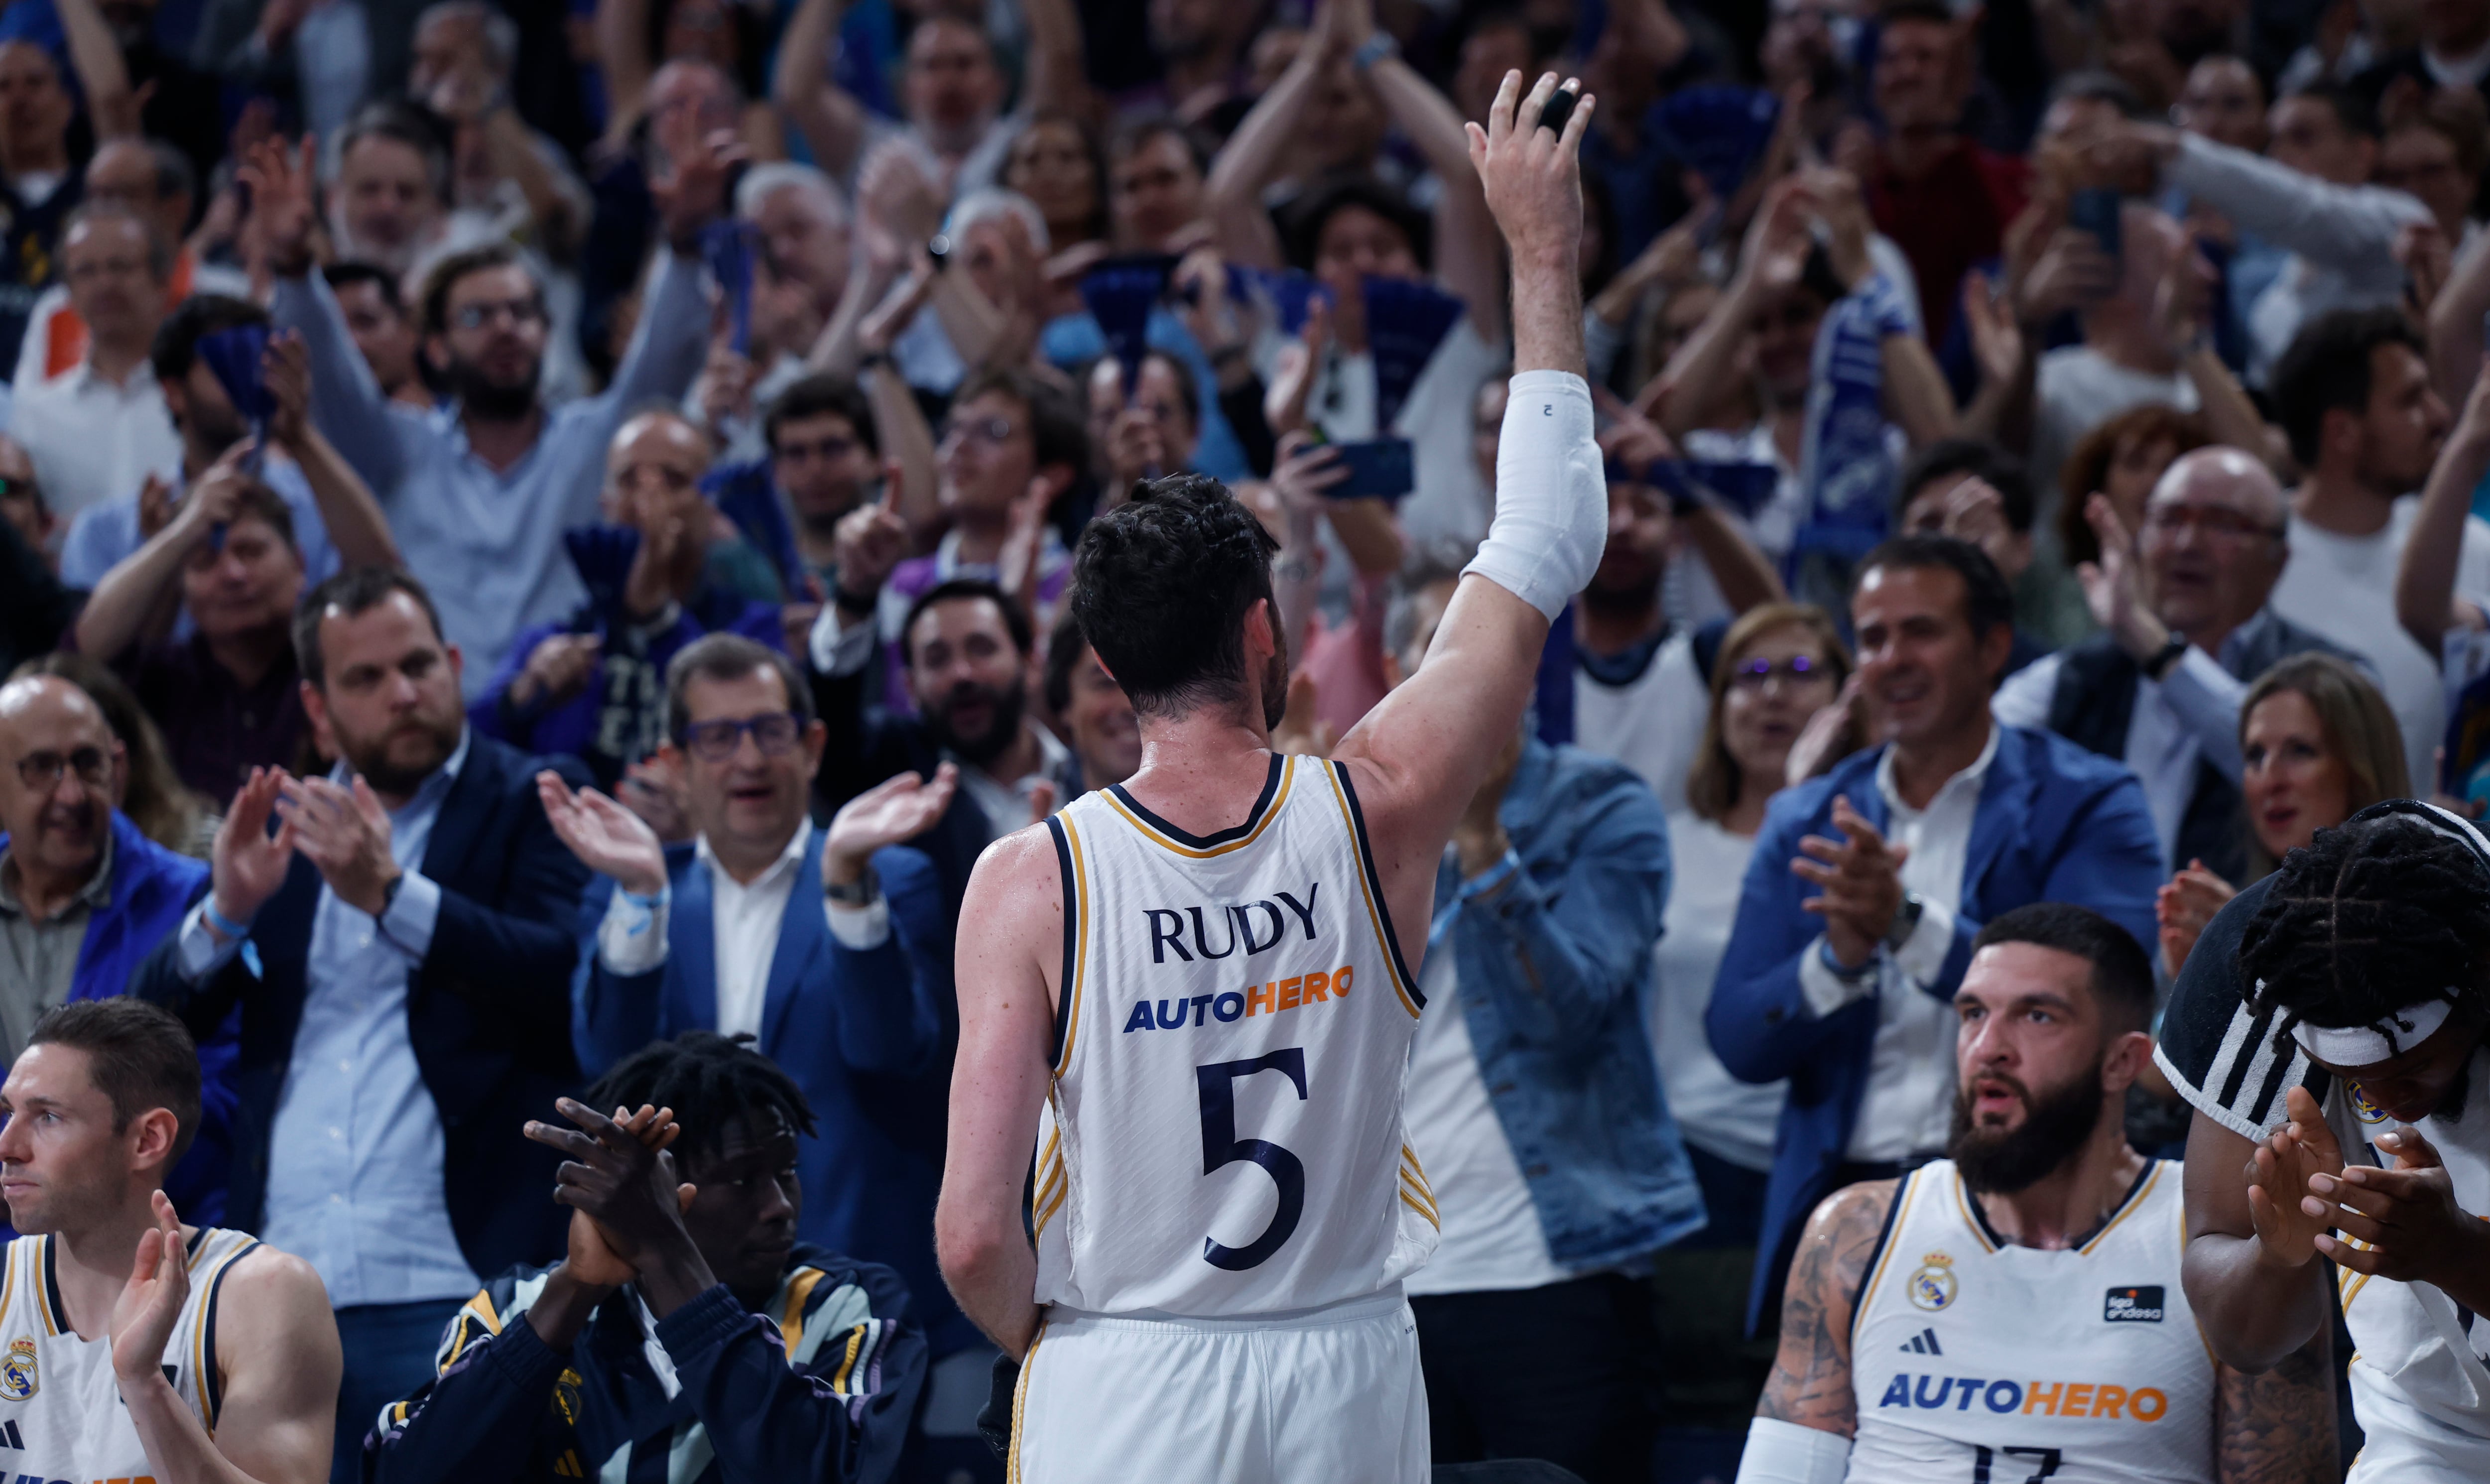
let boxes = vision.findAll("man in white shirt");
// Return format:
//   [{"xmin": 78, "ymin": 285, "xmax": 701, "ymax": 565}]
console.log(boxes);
[
  {"xmin": 12, "ymin": 203, "xmax": 181, "ymax": 523},
  {"xmin": 2266, "ymin": 306, "xmax": 2490, "ymax": 789},
  {"xmin": 1995, "ymin": 446, "xmax": 2359, "ymax": 879},
  {"xmin": 1707, "ymin": 535, "xmax": 2162, "ymax": 1336}
]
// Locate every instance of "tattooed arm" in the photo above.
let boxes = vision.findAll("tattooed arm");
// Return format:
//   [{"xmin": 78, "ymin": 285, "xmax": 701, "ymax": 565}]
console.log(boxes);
[
  {"xmin": 1755, "ymin": 1179, "xmax": 1899, "ymax": 1437},
  {"xmin": 2214, "ymin": 1323, "xmax": 2336, "ymax": 1484}
]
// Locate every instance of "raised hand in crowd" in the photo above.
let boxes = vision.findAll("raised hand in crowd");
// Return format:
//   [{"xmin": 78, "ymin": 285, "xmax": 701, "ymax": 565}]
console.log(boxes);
[
  {"xmin": 650, "ymin": 118, "xmax": 747, "ymax": 251},
  {"xmin": 2155, "ymin": 856, "xmax": 2236, "ymax": 979},
  {"xmin": 237, "ymin": 134, "xmax": 320, "ymax": 277},
  {"xmin": 824, "ymin": 762, "xmax": 962, "ymax": 889},
  {"xmin": 523, "ymin": 1099, "xmax": 713, "ymax": 1316},
  {"xmin": 536, "ymin": 768, "xmax": 669, "ymax": 897},
  {"xmin": 509, "ymin": 632, "xmax": 603, "ymax": 713},
  {"xmin": 618, "ymin": 750, "xmax": 692, "ymax": 843},
  {"xmin": 832, "ymin": 474, "xmax": 912, "ymax": 608},
  {"xmin": 276, "ymin": 773, "xmax": 403, "ymax": 917},
  {"xmin": 1792, "ymin": 794, "xmax": 1910, "ymax": 969},
  {"xmin": 205, "ymin": 765, "xmax": 299, "ymax": 939}
]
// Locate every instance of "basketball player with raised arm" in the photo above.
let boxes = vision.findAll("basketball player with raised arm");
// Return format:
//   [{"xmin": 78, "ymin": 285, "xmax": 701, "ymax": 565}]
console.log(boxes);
[
  {"xmin": 932, "ymin": 69, "xmax": 1605, "ymax": 1484},
  {"xmin": 1734, "ymin": 905, "xmax": 2335, "ymax": 1484},
  {"xmin": 0, "ymin": 999, "xmax": 340, "ymax": 1484}
]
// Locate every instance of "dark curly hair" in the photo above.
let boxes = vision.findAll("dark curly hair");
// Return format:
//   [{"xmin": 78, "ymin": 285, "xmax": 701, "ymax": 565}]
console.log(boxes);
[
  {"xmin": 582, "ymin": 1031, "xmax": 817, "ymax": 1170},
  {"xmin": 1069, "ymin": 472, "xmax": 1280, "ymax": 721},
  {"xmin": 2237, "ymin": 811, "xmax": 2490, "ymax": 1054}
]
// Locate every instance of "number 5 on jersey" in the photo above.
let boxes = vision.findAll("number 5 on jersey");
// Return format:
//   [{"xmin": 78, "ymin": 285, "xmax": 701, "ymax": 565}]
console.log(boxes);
[{"xmin": 1196, "ymin": 1050, "xmax": 1307, "ymax": 1270}]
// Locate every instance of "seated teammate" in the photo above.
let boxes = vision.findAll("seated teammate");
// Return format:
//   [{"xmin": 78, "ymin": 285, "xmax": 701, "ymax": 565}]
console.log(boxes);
[
  {"xmin": 0, "ymin": 998, "xmax": 340, "ymax": 1484},
  {"xmin": 2155, "ymin": 802, "xmax": 2490, "ymax": 1480},
  {"xmin": 366, "ymin": 1031, "xmax": 924, "ymax": 1484},
  {"xmin": 1736, "ymin": 904, "xmax": 2335, "ymax": 1484}
]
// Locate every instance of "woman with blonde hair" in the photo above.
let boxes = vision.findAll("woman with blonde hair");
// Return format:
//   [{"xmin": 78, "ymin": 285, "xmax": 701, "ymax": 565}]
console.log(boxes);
[
  {"xmin": 1648, "ymin": 602, "xmax": 1850, "ymax": 1401},
  {"xmin": 2157, "ymin": 652, "xmax": 2407, "ymax": 976}
]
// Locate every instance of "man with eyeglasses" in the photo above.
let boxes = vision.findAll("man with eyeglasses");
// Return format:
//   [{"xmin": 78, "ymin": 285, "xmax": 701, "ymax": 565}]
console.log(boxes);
[
  {"xmin": 236, "ymin": 115, "xmax": 726, "ymax": 707},
  {"xmin": 11, "ymin": 203, "xmax": 180, "ymax": 524},
  {"xmin": 0, "ymin": 675, "xmax": 204, "ymax": 1073},
  {"xmin": 474, "ymin": 410, "xmax": 783, "ymax": 793},
  {"xmin": 131, "ymin": 565, "xmax": 597, "ymax": 1483},
  {"xmin": 1709, "ymin": 534, "xmax": 2161, "ymax": 1342},
  {"xmin": 1995, "ymin": 446, "xmax": 2359, "ymax": 885},
  {"xmin": 807, "ymin": 366, "xmax": 1085, "ymax": 719},
  {"xmin": 532, "ymin": 632, "xmax": 972, "ymax": 1436},
  {"xmin": 0, "ymin": 673, "xmax": 241, "ymax": 1230}
]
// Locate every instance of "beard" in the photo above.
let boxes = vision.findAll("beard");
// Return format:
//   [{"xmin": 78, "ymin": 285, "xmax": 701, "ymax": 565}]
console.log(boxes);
[
  {"xmin": 445, "ymin": 352, "xmax": 542, "ymax": 421},
  {"xmin": 341, "ymin": 712, "xmax": 464, "ymax": 795},
  {"xmin": 926, "ymin": 675, "xmax": 1028, "ymax": 768},
  {"xmin": 1948, "ymin": 1059, "xmax": 2107, "ymax": 1195}
]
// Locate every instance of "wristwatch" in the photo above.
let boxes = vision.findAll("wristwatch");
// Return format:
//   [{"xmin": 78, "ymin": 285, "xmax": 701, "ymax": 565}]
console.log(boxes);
[
  {"xmin": 1883, "ymin": 890, "xmax": 1925, "ymax": 951},
  {"xmin": 2142, "ymin": 631, "xmax": 2190, "ymax": 683},
  {"xmin": 826, "ymin": 863, "xmax": 881, "ymax": 908}
]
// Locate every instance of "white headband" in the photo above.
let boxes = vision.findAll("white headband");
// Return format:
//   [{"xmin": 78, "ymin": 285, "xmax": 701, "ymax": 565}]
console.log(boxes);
[{"xmin": 2285, "ymin": 993, "xmax": 2457, "ymax": 1067}]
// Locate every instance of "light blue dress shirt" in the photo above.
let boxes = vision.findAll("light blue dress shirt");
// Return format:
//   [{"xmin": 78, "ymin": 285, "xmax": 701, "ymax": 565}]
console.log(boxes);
[
  {"xmin": 174, "ymin": 732, "xmax": 481, "ymax": 1308},
  {"xmin": 269, "ymin": 252, "xmax": 711, "ymax": 702}
]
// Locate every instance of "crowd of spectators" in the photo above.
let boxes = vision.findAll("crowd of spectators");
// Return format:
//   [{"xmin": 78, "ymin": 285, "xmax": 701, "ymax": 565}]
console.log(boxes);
[{"xmin": 6, "ymin": 0, "xmax": 2490, "ymax": 1479}]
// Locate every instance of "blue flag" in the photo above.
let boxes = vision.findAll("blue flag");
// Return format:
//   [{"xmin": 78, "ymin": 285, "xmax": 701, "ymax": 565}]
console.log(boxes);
[
  {"xmin": 703, "ymin": 220, "xmax": 759, "ymax": 356},
  {"xmin": 1653, "ymin": 87, "xmax": 1781, "ymax": 201},
  {"xmin": 1079, "ymin": 258, "xmax": 1171, "ymax": 399},
  {"xmin": 564, "ymin": 525, "xmax": 643, "ymax": 635},
  {"xmin": 1363, "ymin": 277, "xmax": 1463, "ymax": 430}
]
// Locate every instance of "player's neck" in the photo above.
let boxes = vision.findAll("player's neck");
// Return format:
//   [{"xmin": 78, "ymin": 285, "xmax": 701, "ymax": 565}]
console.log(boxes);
[
  {"xmin": 1971, "ymin": 1123, "xmax": 2148, "ymax": 1252},
  {"xmin": 1122, "ymin": 705, "xmax": 1275, "ymax": 835},
  {"xmin": 52, "ymin": 1201, "xmax": 175, "ymax": 1341}
]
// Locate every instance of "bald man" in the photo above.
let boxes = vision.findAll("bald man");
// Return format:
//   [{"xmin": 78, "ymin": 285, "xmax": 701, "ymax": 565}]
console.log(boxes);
[
  {"xmin": 0, "ymin": 676, "xmax": 207, "ymax": 1060},
  {"xmin": 1993, "ymin": 445, "xmax": 2366, "ymax": 881},
  {"xmin": 472, "ymin": 411, "xmax": 787, "ymax": 792}
]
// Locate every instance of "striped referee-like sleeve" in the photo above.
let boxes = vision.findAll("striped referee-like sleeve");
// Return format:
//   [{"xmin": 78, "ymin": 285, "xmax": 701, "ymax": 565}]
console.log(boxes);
[{"xmin": 2151, "ymin": 874, "xmax": 2327, "ymax": 1140}]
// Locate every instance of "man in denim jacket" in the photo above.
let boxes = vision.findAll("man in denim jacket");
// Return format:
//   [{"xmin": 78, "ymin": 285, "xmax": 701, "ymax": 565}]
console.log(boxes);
[{"xmin": 1395, "ymin": 580, "xmax": 1707, "ymax": 1484}]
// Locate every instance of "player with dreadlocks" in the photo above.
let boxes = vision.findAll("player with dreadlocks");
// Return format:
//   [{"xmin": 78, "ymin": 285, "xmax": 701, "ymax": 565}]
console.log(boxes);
[
  {"xmin": 366, "ymin": 1032, "xmax": 927, "ymax": 1484},
  {"xmin": 2155, "ymin": 799, "xmax": 2490, "ymax": 1480}
]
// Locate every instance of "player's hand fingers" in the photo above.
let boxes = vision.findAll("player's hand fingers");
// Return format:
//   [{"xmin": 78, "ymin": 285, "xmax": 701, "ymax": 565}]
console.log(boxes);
[
  {"xmin": 2375, "ymin": 1125, "xmax": 2444, "ymax": 1169},
  {"xmin": 523, "ymin": 1120, "xmax": 602, "ymax": 1159},
  {"xmin": 2312, "ymin": 1232, "xmax": 2383, "ymax": 1273},
  {"xmin": 1514, "ymin": 70, "xmax": 1559, "ymax": 137},
  {"xmin": 1485, "ymin": 70, "xmax": 1520, "ymax": 146}
]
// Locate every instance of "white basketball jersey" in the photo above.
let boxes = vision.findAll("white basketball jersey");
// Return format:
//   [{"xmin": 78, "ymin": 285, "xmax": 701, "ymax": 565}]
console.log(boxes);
[
  {"xmin": 2324, "ymin": 1048, "xmax": 2490, "ymax": 1456},
  {"xmin": 1030, "ymin": 753, "xmax": 1439, "ymax": 1317},
  {"xmin": 1846, "ymin": 1160, "xmax": 2218, "ymax": 1484},
  {"xmin": 0, "ymin": 1228, "xmax": 260, "ymax": 1482}
]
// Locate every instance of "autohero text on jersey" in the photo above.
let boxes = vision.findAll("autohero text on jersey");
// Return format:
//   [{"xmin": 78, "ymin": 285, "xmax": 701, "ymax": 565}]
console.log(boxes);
[
  {"xmin": 1876, "ymin": 1373, "xmax": 2171, "ymax": 1421},
  {"xmin": 1127, "ymin": 881, "xmax": 1356, "ymax": 1033}
]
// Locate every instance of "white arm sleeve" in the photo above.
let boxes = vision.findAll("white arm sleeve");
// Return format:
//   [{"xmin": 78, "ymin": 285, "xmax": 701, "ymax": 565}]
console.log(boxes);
[
  {"xmin": 1732, "ymin": 1417, "xmax": 1852, "ymax": 1484},
  {"xmin": 1462, "ymin": 369, "xmax": 1606, "ymax": 622}
]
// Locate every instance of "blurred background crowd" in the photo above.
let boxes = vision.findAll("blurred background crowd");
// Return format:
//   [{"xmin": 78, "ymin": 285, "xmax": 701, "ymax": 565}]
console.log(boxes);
[{"xmin": 1, "ymin": 0, "xmax": 2487, "ymax": 1479}]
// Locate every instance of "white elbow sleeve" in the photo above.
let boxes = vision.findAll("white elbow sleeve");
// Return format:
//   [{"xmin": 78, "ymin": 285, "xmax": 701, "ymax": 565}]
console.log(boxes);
[
  {"xmin": 1732, "ymin": 1417, "xmax": 1852, "ymax": 1484},
  {"xmin": 1462, "ymin": 369, "xmax": 1606, "ymax": 622}
]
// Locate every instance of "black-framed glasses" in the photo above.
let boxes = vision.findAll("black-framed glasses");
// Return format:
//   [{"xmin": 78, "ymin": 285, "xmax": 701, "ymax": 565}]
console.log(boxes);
[
  {"xmin": 451, "ymin": 297, "xmax": 547, "ymax": 331},
  {"xmin": 13, "ymin": 746, "xmax": 108, "ymax": 790},
  {"xmin": 679, "ymin": 712, "xmax": 802, "ymax": 761},
  {"xmin": 1730, "ymin": 655, "xmax": 1828, "ymax": 691}
]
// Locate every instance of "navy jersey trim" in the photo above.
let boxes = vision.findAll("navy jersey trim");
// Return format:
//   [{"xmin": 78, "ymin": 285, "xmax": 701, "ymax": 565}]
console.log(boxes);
[
  {"xmin": 1329, "ymin": 760, "xmax": 1421, "ymax": 1008},
  {"xmin": 200, "ymin": 1240, "xmax": 261, "ymax": 1427},
  {"xmin": 1107, "ymin": 754, "xmax": 1283, "ymax": 849},
  {"xmin": 1046, "ymin": 815, "xmax": 1077, "ymax": 1072}
]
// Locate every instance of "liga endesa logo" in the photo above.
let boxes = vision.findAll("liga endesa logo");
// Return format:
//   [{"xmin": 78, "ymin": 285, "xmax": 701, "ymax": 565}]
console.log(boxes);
[{"xmin": 1875, "ymin": 1373, "xmax": 2172, "ymax": 1421}]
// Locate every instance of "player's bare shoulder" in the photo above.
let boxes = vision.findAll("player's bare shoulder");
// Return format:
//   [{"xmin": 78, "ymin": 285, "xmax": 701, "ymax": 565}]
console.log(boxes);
[
  {"xmin": 1795, "ymin": 1178, "xmax": 1898, "ymax": 1316},
  {"xmin": 959, "ymin": 822, "xmax": 1071, "ymax": 1000},
  {"xmin": 1757, "ymin": 1178, "xmax": 1898, "ymax": 1435},
  {"xmin": 209, "ymin": 1242, "xmax": 339, "ymax": 1366}
]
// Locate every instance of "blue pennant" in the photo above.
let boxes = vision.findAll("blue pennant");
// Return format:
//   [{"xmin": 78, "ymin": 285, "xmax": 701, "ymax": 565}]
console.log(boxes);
[
  {"xmin": 1363, "ymin": 277, "xmax": 1464, "ymax": 431},
  {"xmin": 197, "ymin": 324, "xmax": 274, "ymax": 434},
  {"xmin": 703, "ymin": 461, "xmax": 805, "ymax": 599},
  {"xmin": 703, "ymin": 220, "xmax": 759, "ymax": 356},
  {"xmin": 1653, "ymin": 87, "xmax": 1781, "ymax": 201},
  {"xmin": 564, "ymin": 524, "xmax": 643, "ymax": 636},
  {"xmin": 1641, "ymin": 460, "xmax": 1781, "ymax": 519},
  {"xmin": 1079, "ymin": 258, "xmax": 1171, "ymax": 399}
]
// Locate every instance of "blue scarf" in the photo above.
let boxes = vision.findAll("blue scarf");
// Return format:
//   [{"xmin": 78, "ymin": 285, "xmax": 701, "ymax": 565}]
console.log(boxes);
[{"xmin": 1791, "ymin": 271, "xmax": 1915, "ymax": 611}]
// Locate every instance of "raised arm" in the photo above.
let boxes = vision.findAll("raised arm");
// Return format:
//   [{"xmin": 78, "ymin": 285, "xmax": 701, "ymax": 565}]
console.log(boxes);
[
  {"xmin": 772, "ymin": 0, "xmax": 871, "ymax": 180},
  {"xmin": 933, "ymin": 827, "xmax": 1062, "ymax": 1361},
  {"xmin": 1653, "ymin": 178, "xmax": 1808, "ymax": 439},
  {"xmin": 1332, "ymin": 72, "xmax": 1602, "ymax": 925},
  {"xmin": 2398, "ymin": 361, "xmax": 2490, "ymax": 653},
  {"xmin": 1018, "ymin": 0, "xmax": 1094, "ymax": 123},
  {"xmin": 1203, "ymin": 40, "xmax": 1327, "ymax": 270},
  {"xmin": 111, "ymin": 1198, "xmax": 340, "ymax": 1484},
  {"xmin": 56, "ymin": 0, "xmax": 142, "ymax": 141},
  {"xmin": 76, "ymin": 454, "xmax": 252, "ymax": 662},
  {"xmin": 264, "ymin": 332, "xmax": 399, "ymax": 570},
  {"xmin": 2179, "ymin": 1094, "xmax": 2339, "ymax": 1374},
  {"xmin": 1342, "ymin": 0, "xmax": 1504, "ymax": 343},
  {"xmin": 595, "ymin": 0, "xmax": 655, "ymax": 153}
]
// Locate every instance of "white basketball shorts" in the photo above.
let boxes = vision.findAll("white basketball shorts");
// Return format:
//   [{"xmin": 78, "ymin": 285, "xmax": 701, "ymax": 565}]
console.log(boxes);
[
  {"xmin": 1007, "ymin": 1286, "xmax": 1428, "ymax": 1484},
  {"xmin": 2345, "ymin": 1370, "xmax": 2490, "ymax": 1484}
]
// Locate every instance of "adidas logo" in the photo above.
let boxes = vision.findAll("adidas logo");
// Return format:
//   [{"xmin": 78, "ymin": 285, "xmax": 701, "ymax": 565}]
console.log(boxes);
[
  {"xmin": 1899, "ymin": 1327, "xmax": 1942, "ymax": 1356},
  {"xmin": 0, "ymin": 1418, "xmax": 23, "ymax": 1449}
]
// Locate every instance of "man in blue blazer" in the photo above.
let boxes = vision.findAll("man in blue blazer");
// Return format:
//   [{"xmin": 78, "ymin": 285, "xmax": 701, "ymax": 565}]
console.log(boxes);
[
  {"xmin": 536, "ymin": 634, "xmax": 968, "ymax": 1466},
  {"xmin": 131, "ymin": 568, "xmax": 593, "ymax": 1483},
  {"xmin": 1706, "ymin": 537, "xmax": 2162, "ymax": 1336}
]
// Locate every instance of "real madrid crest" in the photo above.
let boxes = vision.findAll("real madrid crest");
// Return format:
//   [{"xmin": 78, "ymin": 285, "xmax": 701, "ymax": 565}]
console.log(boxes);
[
  {"xmin": 2349, "ymin": 1083, "xmax": 2392, "ymax": 1125},
  {"xmin": 0, "ymin": 1336, "xmax": 37, "ymax": 1400},
  {"xmin": 1907, "ymin": 1251, "xmax": 1958, "ymax": 1312}
]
